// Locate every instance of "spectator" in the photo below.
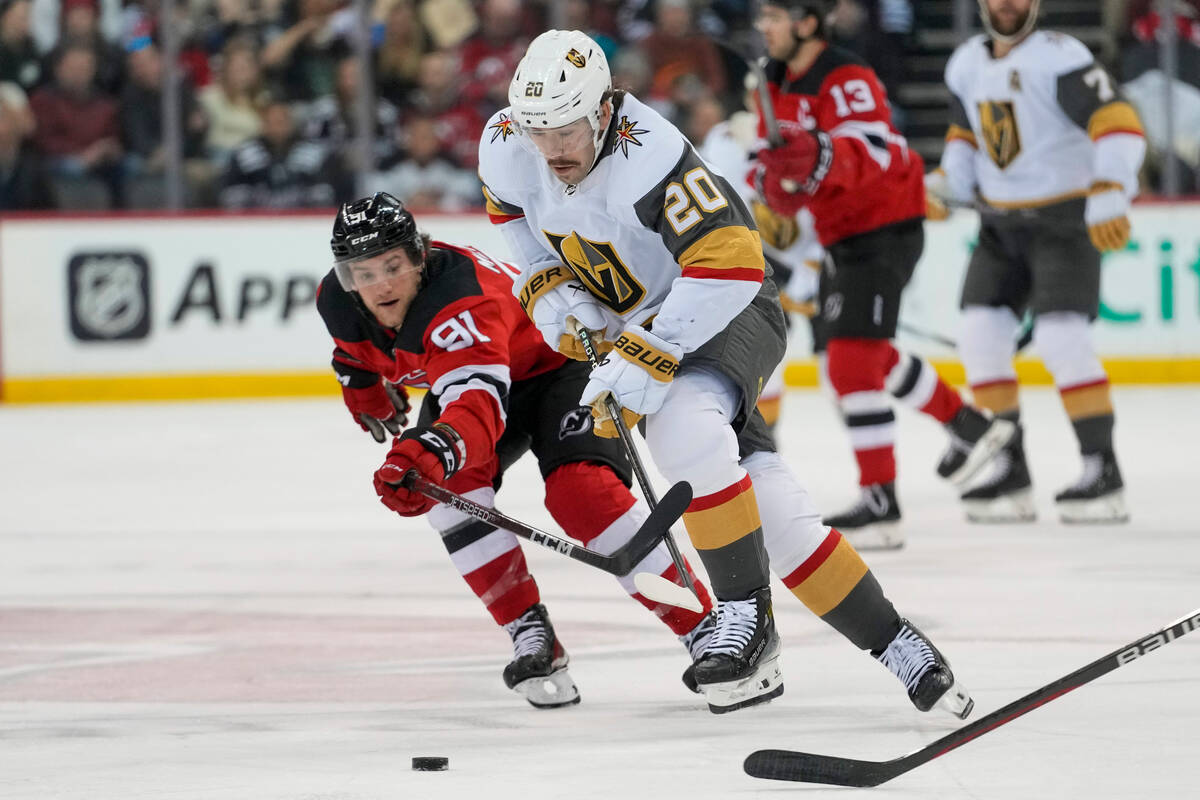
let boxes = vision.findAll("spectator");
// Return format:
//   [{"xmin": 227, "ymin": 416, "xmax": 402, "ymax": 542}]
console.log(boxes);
[
  {"xmin": 44, "ymin": 0, "xmax": 125, "ymax": 95},
  {"xmin": 684, "ymin": 93, "xmax": 725, "ymax": 147},
  {"xmin": 196, "ymin": 0, "xmax": 273, "ymax": 55},
  {"xmin": 219, "ymin": 98, "xmax": 349, "ymax": 208},
  {"xmin": 29, "ymin": 41, "xmax": 121, "ymax": 205},
  {"xmin": 641, "ymin": 0, "xmax": 726, "ymax": 103},
  {"xmin": 198, "ymin": 36, "xmax": 265, "ymax": 164},
  {"xmin": 0, "ymin": 0, "xmax": 41, "ymax": 92},
  {"xmin": 403, "ymin": 49, "xmax": 484, "ymax": 168},
  {"xmin": 119, "ymin": 41, "xmax": 208, "ymax": 190},
  {"xmin": 458, "ymin": 0, "xmax": 528, "ymax": 109},
  {"xmin": 374, "ymin": 0, "xmax": 427, "ymax": 105},
  {"xmin": 366, "ymin": 115, "xmax": 479, "ymax": 210},
  {"xmin": 555, "ymin": 0, "xmax": 619, "ymax": 63},
  {"xmin": 611, "ymin": 43, "xmax": 675, "ymax": 119},
  {"xmin": 0, "ymin": 85, "xmax": 53, "ymax": 208},
  {"xmin": 261, "ymin": 0, "xmax": 350, "ymax": 101},
  {"xmin": 301, "ymin": 53, "xmax": 402, "ymax": 174},
  {"xmin": 30, "ymin": 0, "xmax": 123, "ymax": 55}
]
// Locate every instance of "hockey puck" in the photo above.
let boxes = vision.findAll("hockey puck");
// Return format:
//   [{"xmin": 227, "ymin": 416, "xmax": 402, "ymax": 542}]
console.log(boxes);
[{"xmin": 412, "ymin": 757, "xmax": 449, "ymax": 772}]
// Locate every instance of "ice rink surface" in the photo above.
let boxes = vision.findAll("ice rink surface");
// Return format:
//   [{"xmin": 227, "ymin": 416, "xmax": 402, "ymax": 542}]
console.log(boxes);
[{"xmin": 1, "ymin": 387, "xmax": 1196, "ymax": 800}]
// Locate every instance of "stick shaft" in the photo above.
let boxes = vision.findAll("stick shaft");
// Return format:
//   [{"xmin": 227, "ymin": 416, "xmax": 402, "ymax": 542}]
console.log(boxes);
[{"xmin": 574, "ymin": 326, "xmax": 696, "ymax": 594}]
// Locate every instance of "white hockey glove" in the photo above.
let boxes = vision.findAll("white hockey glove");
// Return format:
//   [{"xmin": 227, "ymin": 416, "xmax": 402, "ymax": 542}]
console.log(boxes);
[
  {"xmin": 517, "ymin": 265, "xmax": 609, "ymax": 361},
  {"xmin": 580, "ymin": 325, "xmax": 681, "ymax": 438},
  {"xmin": 1085, "ymin": 182, "xmax": 1132, "ymax": 252}
]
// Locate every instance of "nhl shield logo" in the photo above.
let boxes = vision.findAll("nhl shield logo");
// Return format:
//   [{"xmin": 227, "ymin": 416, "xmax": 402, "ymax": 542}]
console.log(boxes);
[
  {"xmin": 67, "ymin": 252, "xmax": 152, "ymax": 341},
  {"xmin": 978, "ymin": 100, "xmax": 1022, "ymax": 169}
]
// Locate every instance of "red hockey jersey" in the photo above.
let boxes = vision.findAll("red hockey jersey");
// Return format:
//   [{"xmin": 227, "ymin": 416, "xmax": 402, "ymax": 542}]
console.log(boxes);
[
  {"xmin": 316, "ymin": 241, "xmax": 565, "ymax": 474},
  {"xmin": 759, "ymin": 44, "xmax": 925, "ymax": 246}
]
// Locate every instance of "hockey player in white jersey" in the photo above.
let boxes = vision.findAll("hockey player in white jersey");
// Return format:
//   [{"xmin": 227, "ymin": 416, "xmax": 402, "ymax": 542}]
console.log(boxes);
[
  {"xmin": 926, "ymin": 0, "xmax": 1145, "ymax": 523},
  {"xmin": 479, "ymin": 29, "xmax": 974, "ymax": 719}
]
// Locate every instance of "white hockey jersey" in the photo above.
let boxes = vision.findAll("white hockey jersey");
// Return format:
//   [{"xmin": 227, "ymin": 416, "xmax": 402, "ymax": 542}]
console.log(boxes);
[
  {"xmin": 477, "ymin": 91, "xmax": 766, "ymax": 354},
  {"xmin": 941, "ymin": 31, "xmax": 1144, "ymax": 210}
]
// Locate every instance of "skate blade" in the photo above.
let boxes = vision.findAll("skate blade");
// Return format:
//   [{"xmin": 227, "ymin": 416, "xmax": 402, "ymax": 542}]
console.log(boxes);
[
  {"xmin": 1058, "ymin": 490, "xmax": 1130, "ymax": 524},
  {"xmin": 840, "ymin": 521, "xmax": 905, "ymax": 551},
  {"xmin": 964, "ymin": 488, "xmax": 1036, "ymax": 523},
  {"xmin": 701, "ymin": 654, "xmax": 784, "ymax": 714},
  {"xmin": 512, "ymin": 668, "xmax": 580, "ymax": 709},
  {"xmin": 936, "ymin": 679, "xmax": 975, "ymax": 720},
  {"xmin": 945, "ymin": 418, "xmax": 1018, "ymax": 486}
]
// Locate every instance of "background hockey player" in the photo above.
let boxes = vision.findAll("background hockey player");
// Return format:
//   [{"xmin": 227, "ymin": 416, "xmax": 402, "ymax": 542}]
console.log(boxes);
[
  {"xmin": 480, "ymin": 29, "xmax": 974, "ymax": 719},
  {"xmin": 695, "ymin": 91, "xmax": 824, "ymax": 441},
  {"xmin": 316, "ymin": 192, "xmax": 716, "ymax": 708},
  {"xmin": 925, "ymin": 0, "xmax": 1144, "ymax": 523},
  {"xmin": 751, "ymin": 0, "xmax": 1015, "ymax": 549}
]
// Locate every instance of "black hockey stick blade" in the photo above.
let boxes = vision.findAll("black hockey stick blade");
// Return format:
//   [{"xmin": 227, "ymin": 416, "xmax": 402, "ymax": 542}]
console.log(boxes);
[
  {"xmin": 745, "ymin": 606, "xmax": 1200, "ymax": 787},
  {"xmin": 607, "ymin": 480, "xmax": 693, "ymax": 575}
]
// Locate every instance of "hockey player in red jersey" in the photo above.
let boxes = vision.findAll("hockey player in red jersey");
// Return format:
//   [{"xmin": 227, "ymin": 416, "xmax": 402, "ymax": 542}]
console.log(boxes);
[
  {"xmin": 316, "ymin": 192, "xmax": 715, "ymax": 708},
  {"xmin": 752, "ymin": 0, "xmax": 1015, "ymax": 548}
]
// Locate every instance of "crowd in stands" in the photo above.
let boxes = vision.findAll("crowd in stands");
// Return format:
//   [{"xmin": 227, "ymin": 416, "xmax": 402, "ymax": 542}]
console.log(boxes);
[
  {"xmin": 0, "ymin": 0, "xmax": 765, "ymax": 211},
  {"xmin": 31, "ymin": 0, "xmax": 1161, "ymax": 212}
]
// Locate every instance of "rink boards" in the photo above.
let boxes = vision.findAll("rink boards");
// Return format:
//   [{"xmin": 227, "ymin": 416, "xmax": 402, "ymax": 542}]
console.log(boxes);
[{"xmin": 1, "ymin": 205, "xmax": 1199, "ymax": 403}]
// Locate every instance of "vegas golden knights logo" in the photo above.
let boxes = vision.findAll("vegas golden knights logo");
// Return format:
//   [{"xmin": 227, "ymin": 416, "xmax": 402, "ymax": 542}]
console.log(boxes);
[
  {"xmin": 565, "ymin": 48, "xmax": 587, "ymax": 68},
  {"xmin": 978, "ymin": 100, "xmax": 1021, "ymax": 169},
  {"xmin": 543, "ymin": 231, "xmax": 646, "ymax": 313}
]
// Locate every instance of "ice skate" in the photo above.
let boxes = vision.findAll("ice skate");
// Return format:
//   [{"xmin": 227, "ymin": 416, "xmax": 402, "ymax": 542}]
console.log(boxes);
[
  {"xmin": 680, "ymin": 611, "xmax": 717, "ymax": 694},
  {"xmin": 961, "ymin": 429, "xmax": 1036, "ymax": 523},
  {"xmin": 874, "ymin": 618, "xmax": 974, "ymax": 720},
  {"xmin": 823, "ymin": 482, "xmax": 904, "ymax": 550},
  {"xmin": 1056, "ymin": 449, "xmax": 1129, "ymax": 524},
  {"xmin": 937, "ymin": 406, "xmax": 1018, "ymax": 486},
  {"xmin": 692, "ymin": 587, "xmax": 784, "ymax": 714},
  {"xmin": 502, "ymin": 603, "xmax": 580, "ymax": 709}
]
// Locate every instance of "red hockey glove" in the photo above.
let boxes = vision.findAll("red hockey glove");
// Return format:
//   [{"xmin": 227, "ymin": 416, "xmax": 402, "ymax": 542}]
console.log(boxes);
[
  {"xmin": 342, "ymin": 381, "xmax": 411, "ymax": 443},
  {"xmin": 373, "ymin": 423, "xmax": 466, "ymax": 516},
  {"xmin": 756, "ymin": 124, "xmax": 833, "ymax": 216}
]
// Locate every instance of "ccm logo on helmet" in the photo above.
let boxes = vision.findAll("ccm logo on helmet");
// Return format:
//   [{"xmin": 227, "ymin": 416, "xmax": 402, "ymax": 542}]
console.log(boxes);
[
  {"xmin": 350, "ymin": 232, "xmax": 380, "ymax": 246},
  {"xmin": 614, "ymin": 333, "xmax": 679, "ymax": 379}
]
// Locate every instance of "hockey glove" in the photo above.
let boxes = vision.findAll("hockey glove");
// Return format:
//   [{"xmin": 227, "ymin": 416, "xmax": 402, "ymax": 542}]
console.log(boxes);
[
  {"xmin": 580, "ymin": 325, "xmax": 681, "ymax": 438},
  {"xmin": 517, "ymin": 265, "xmax": 610, "ymax": 361},
  {"xmin": 751, "ymin": 199, "xmax": 800, "ymax": 250},
  {"xmin": 342, "ymin": 381, "xmax": 410, "ymax": 443},
  {"xmin": 756, "ymin": 122, "xmax": 834, "ymax": 216},
  {"xmin": 1085, "ymin": 181, "xmax": 1132, "ymax": 253},
  {"xmin": 923, "ymin": 169, "xmax": 953, "ymax": 221},
  {"xmin": 373, "ymin": 423, "xmax": 466, "ymax": 516}
]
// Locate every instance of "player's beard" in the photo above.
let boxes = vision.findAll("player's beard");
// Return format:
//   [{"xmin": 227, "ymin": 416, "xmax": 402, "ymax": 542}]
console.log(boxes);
[{"xmin": 982, "ymin": 0, "xmax": 1035, "ymax": 39}]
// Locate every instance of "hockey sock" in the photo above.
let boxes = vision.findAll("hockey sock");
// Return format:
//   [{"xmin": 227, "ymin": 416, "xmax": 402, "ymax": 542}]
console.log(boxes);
[
  {"xmin": 682, "ymin": 474, "xmax": 771, "ymax": 600},
  {"xmin": 780, "ymin": 528, "xmax": 901, "ymax": 651},
  {"xmin": 827, "ymin": 338, "xmax": 897, "ymax": 486},
  {"xmin": 544, "ymin": 463, "xmax": 712, "ymax": 633},
  {"xmin": 886, "ymin": 348, "xmax": 964, "ymax": 423},
  {"xmin": 1059, "ymin": 380, "xmax": 1115, "ymax": 454},
  {"xmin": 971, "ymin": 378, "xmax": 1020, "ymax": 418},
  {"xmin": 441, "ymin": 518, "xmax": 540, "ymax": 626}
]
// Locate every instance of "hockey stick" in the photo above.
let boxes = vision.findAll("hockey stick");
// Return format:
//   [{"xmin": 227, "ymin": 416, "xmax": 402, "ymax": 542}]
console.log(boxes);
[
  {"xmin": 898, "ymin": 317, "xmax": 1035, "ymax": 355},
  {"xmin": 744, "ymin": 606, "xmax": 1200, "ymax": 787},
  {"xmin": 570, "ymin": 322, "xmax": 701, "ymax": 612},
  {"xmin": 401, "ymin": 472, "xmax": 695, "ymax": 608}
]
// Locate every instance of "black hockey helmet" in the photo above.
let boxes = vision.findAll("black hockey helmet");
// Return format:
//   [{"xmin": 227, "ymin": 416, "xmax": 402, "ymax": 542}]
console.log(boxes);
[
  {"xmin": 330, "ymin": 192, "xmax": 427, "ymax": 291},
  {"xmin": 759, "ymin": 0, "xmax": 832, "ymax": 39}
]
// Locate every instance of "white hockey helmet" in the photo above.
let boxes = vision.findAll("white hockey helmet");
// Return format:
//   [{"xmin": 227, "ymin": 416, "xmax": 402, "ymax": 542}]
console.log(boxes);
[
  {"xmin": 977, "ymin": 0, "xmax": 1040, "ymax": 44},
  {"xmin": 508, "ymin": 30, "xmax": 612, "ymax": 150}
]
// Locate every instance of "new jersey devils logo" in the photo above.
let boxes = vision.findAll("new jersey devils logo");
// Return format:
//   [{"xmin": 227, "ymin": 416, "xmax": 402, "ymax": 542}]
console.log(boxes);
[{"xmin": 559, "ymin": 406, "xmax": 593, "ymax": 440}]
